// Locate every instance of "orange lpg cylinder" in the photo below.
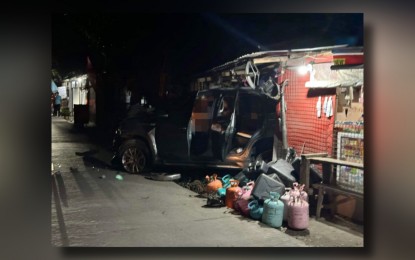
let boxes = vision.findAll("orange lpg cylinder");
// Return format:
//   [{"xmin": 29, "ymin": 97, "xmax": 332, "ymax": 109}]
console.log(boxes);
[
  {"xmin": 206, "ymin": 173, "xmax": 223, "ymax": 193},
  {"xmin": 225, "ymin": 179, "xmax": 242, "ymax": 209}
]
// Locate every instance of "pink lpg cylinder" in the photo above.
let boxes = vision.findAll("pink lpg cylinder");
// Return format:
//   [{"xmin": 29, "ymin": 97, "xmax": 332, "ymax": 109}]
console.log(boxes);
[
  {"xmin": 240, "ymin": 181, "xmax": 255, "ymax": 200},
  {"xmin": 299, "ymin": 184, "xmax": 308, "ymax": 202},
  {"xmin": 291, "ymin": 182, "xmax": 300, "ymax": 197},
  {"xmin": 234, "ymin": 199, "xmax": 251, "ymax": 217},
  {"xmin": 280, "ymin": 190, "xmax": 291, "ymax": 222},
  {"xmin": 288, "ymin": 196, "xmax": 309, "ymax": 230},
  {"xmin": 291, "ymin": 182, "xmax": 308, "ymax": 202}
]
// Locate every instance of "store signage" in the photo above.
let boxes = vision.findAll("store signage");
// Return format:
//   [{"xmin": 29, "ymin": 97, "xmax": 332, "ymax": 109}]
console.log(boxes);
[{"xmin": 58, "ymin": 86, "xmax": 67, "ymax": 99}]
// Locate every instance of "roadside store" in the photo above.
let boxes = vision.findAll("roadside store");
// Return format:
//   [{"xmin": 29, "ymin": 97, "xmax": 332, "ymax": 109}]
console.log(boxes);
[{"xmin": 191, "ymin": 45, "xmax": 364, "ymax": 222}]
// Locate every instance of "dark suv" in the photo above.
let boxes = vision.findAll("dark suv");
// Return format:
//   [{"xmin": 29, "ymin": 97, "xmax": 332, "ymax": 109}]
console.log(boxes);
[{"xmin": 111, "ymin": 85, "xmax": 279, "ymax": 174}]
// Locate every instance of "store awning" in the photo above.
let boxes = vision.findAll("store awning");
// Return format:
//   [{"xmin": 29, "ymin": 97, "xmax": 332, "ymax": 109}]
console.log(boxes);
[{"xmin": 305, "ymin": 63, "xmax": 363, "ymax": 88}]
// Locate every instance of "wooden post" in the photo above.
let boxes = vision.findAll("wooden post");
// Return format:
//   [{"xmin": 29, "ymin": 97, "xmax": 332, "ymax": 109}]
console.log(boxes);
[
  {"xmin": 316, "ymin": 185, "xmax": 324, "ymax": 219},
  {"xmin": 300, "ymin": 155, "xmax": 310, "ymax": 193},
  {"xmin": 300, "ymin": 153, "xmax": 328, "ymax": 193}
]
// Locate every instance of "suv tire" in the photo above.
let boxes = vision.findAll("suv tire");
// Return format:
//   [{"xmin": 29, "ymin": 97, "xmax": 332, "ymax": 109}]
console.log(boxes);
[{"xmin": 119, "ymin": 139, "xmax": 150, "ymax": 174}]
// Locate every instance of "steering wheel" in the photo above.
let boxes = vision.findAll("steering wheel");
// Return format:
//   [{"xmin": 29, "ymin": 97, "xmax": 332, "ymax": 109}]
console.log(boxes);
[{"xmin": 245, "ymin": 60, "xmax": 260, "ymax": 89}]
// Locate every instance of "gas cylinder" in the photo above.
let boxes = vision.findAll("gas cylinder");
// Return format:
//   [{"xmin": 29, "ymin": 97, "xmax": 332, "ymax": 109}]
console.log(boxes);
[
  {"xmin": 225, "ymin": 179, "xmax": 242, "ymax": 209},
  {"xmin": 205, "ymin": 173, "xmax": 223, "ymax": 193},
  {"xmin": 217, "ymin": 181, "xmax": 231, "ymax": 198},
  {"xmin": 280, "ymin": 189, "xmax": 291, "ymax": 221},
  {"xmin": 234, "ymin": 199, "xmax": 250, "ymax": 217},
  {"xmin": 287, "ymin": 196, "xmax": 309, "ymax": 230},
  {"xmin": 261, "ymin": 191, "xmax": 284, "ymax": 228},
  {"xmin": 299, "ymin": 184, "xmax": 308, "ymax": 202},
  {"xmin": 221, "ymin": 174, "xmax": 232, "ymax": 186},
  {"xmin": 240, "ymin": 181, "xmax": 255, "ymax": 200},
  {"xmin": 290, "ymin": 182, "xmax": 308, "ymax": 201},
  {"xmin": 291, "ymin": 182, "xmax": 300, "ymax": 197},
  {"xmin": 248, "ymin": 200, "xmax": 263, "ymax": 220}
]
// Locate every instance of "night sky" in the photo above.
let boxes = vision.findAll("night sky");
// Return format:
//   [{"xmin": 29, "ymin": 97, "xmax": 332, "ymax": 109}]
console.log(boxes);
[{"xmin": 52, "ymin": 13, "xmax": 363, "ymax": 84}]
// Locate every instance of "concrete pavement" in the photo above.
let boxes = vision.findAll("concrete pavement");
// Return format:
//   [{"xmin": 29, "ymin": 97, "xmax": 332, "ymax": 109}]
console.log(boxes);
[
  {"xmin": 51, "ymin": 117, "xmax": 307, "ymax": 247},
  {"xmin": 51, "ymin": 116, "xmax": 363, "ymax": 247}
]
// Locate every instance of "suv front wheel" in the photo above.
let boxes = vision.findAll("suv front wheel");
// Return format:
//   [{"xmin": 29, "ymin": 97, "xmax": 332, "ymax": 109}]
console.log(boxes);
[{"xmin": 119, "ymin": 139, "xmax": 150, "ymax": 174}]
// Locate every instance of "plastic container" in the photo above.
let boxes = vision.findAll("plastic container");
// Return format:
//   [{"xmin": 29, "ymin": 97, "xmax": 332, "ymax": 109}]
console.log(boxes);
[
  {"xmin": 251, "ymin": 173, "xmax": 285, "ymax": 201},
  {"xmin": 267, "ymin": 159, "xmax": 297, "ymax": 187},
  {"xmin": 233, "ymin": 170, "xmax": 250, "ymax": 187}
]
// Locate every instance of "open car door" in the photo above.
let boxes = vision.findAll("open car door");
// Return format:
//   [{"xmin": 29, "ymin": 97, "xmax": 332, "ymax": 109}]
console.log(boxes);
[
  {"xmin": 188, "ymin": 91, "xmax": 216, "ymax": 159},
  {"xmin": 210, "ymin": 89, "xmax": 238, "ymax": 161}
]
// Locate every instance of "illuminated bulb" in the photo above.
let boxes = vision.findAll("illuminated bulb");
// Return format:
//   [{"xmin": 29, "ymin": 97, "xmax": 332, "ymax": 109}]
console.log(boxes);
[{"xmin": 298, "ymin": 65, "xmax": 308, "ymax": 75}]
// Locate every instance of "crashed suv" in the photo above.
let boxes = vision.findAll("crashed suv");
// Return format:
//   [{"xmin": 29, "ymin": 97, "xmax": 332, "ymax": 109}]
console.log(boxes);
[
  {"xmin": 111, "ymin": 51, "xmax": 290, "ymax": 174},
  {"xmin": 111, "ymin": 84, "xmax": 283, "ymax": 173}
]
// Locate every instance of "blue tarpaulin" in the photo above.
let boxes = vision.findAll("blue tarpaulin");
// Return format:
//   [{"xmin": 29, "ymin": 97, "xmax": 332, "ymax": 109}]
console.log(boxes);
[{"xmin": 51, "ymin": 80, "xmax": 58, "ymax": 93}]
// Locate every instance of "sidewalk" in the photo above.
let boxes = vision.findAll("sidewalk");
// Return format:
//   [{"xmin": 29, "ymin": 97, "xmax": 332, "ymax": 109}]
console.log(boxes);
[
  {"xmin": 55, "ymin": 115, "xmax": 115, "ymax": 150},
  {"xmin": 52, "ymin": 115, "xmax": 364, "ymax": 247}
]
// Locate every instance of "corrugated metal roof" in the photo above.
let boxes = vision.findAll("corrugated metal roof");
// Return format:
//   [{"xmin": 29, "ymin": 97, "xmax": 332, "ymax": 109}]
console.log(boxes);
[{"xmin": 203, "ymin": 44, "xmax": 352, "ymax": 74}]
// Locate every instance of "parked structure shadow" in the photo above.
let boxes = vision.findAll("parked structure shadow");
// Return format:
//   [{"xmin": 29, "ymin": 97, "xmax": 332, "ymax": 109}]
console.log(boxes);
[
  {"xmin": 52, "ymin": 174, "xmax": 69, "ymax": 246},
  {"xmin": 54, "ymin": 172, "xmax": 68, "ymax": 207},
  {"xmin": 70, "ymin": 169, "xmax": 95, "ymax": 197}
]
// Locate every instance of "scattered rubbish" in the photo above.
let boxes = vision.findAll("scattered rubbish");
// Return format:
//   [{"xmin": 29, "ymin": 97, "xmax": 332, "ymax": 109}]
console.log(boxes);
[
  {"xmin": 115, "ymin": 174, "xmax": 124, "ymax": 181},
  {"xmin": 99, "ymin": 174, "xmax": 106, "ymax": 179},
  {"xmin": 150, "ymin": 172, "xmax": 181, "ymax": 181},
  {"xmin": 189, "ymin": 180, "xmax": 205, "ymax": 194},
  {"xmin": 206, "ymin": 192, "xmax": 225, "ymax": 207}
]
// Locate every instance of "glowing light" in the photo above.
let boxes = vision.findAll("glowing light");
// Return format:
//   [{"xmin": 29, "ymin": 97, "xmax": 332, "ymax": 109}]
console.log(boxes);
[
  {"xmin": 298, "ymin": 64, "xmax": 313, "ymax": 75},
  {"xmin": 298, "ymin": 65, "xmax": 308, "ymax": 75}
]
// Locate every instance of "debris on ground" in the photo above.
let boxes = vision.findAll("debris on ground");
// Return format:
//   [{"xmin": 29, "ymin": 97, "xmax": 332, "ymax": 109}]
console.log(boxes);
[
  {"xmin": 150, "ymin": 172, "xmax": 181, "ymax": 181},
  {"xmin": 115, "ymin": 174, "xmax": 124, "ymax": 181}
]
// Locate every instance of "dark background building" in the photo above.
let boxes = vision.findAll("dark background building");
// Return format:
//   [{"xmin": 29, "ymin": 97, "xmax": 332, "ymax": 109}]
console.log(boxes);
[{"xmin": 52, "ymin": 13, "xmax": 363, "ymax": 131}]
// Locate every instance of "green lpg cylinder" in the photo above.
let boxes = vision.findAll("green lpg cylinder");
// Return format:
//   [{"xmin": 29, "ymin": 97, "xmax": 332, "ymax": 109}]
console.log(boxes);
[
  {"xmin": 248, "ymin": 200, "xmax": 263, "ymax": 220},
  {"xmin": 261, "ymin": 191, "xmax": 284, "ymax": 228}
]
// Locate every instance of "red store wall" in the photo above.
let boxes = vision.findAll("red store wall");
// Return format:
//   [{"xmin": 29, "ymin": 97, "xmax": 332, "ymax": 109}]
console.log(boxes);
[{"xmin": 279, "ymin": 64, "xmax": 336, "ymax": 157}]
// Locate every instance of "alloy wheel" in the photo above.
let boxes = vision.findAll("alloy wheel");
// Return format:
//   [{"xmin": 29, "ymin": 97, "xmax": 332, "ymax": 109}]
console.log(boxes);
[{"xmin": 121, "ymin": 147, "xmax": 146, "ymax": 173}]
